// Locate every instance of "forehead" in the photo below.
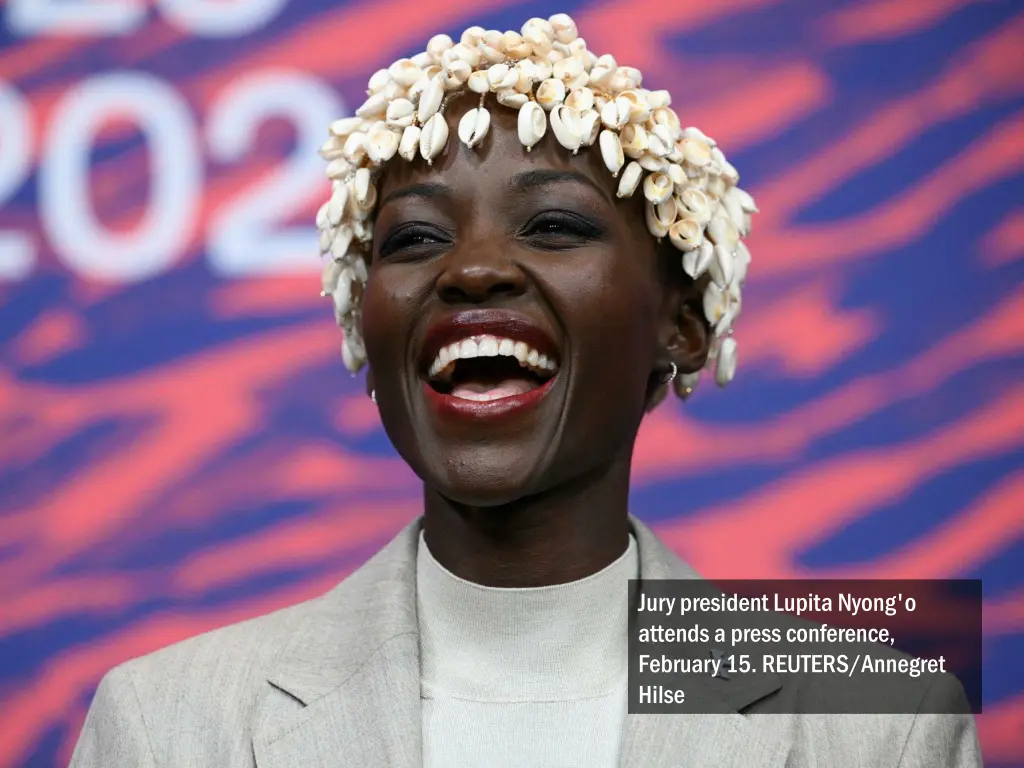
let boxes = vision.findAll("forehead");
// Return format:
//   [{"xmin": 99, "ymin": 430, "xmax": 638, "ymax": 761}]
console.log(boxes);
[{"xmin": 378, "ymin": 92, "xmax": 636, "ymax": 214}]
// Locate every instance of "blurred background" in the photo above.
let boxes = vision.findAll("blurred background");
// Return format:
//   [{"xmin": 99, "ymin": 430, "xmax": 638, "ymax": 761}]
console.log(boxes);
[{"xmin": 0, "ymin": 0, "xmax": 1021, "ymax": 765}]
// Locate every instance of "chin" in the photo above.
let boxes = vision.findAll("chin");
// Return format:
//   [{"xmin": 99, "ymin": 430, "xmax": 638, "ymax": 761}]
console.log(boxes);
[{"xmin": 423, "ymin": 444, "xmax": 550, "ymax": 508}]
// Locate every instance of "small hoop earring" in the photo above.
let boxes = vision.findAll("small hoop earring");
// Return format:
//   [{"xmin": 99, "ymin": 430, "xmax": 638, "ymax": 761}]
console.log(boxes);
[
  {"xmin": 370, "ymin": 389, "xmax": 376, "ymax": 404},
  {"xmin": 661, "ymin": 362, "xmax": 678, "ymax": 385}
]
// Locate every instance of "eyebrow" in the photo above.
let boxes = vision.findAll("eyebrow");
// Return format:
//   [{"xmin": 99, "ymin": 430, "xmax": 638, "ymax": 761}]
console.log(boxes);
[
  {"xmin": 378, "ymin": 182, "xmax": 453, "ymax": 210},
  {"xmin": 510, "ymin": 169, "xmax": 611, "ymax": 203}
]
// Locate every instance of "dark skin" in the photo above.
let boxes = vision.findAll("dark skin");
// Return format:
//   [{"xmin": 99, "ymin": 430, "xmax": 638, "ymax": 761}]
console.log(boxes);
[{"xmin": 361, "ymin": 92, "xmax": 710, "ymax": 587}]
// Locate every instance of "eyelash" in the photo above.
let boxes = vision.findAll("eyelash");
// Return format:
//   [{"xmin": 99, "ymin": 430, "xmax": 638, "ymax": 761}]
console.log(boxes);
[
  {"xmin": 521, "ymin": 211, "xmax": 604, "ymax": 247},
  {"xmin": 377, "ymin": 224, "xmax": 450, "ymax": 259},
  {"xmin": 377, "ymin": 211, "xmax": 604, "ymax": 259}
]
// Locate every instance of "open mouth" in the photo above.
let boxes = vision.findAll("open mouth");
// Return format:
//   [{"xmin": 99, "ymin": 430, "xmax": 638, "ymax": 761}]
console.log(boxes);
[{"xmin": 426, "ymin": 335, "xmax": 558, "ymax": 402}]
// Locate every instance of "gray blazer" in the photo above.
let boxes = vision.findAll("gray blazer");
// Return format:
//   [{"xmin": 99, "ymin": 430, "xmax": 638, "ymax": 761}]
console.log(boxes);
[{"xmin": 70, "ymin": 517, "xmax": 982, "ymax": 767}]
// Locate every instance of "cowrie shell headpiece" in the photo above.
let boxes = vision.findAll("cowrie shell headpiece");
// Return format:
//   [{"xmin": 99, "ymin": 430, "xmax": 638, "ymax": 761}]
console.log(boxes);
[{"xmin": 318, "ymin": 13, "xmax": 756, "ymax": 398}]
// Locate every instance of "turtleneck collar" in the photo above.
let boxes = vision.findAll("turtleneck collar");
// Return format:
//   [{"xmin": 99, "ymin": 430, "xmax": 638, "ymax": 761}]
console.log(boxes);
[{"xmin": 415, "ymin": 531, "xmax": 638, "ymax": 702}]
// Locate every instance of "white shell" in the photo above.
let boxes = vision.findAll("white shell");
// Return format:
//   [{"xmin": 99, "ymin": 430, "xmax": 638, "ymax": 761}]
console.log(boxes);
[
  {"xmin": 467, "ymin": 69, "xmax": 490, "ymax": 94},
  {"xmin": 426, "ymin": 33, "xmax": 454, "ymax": 61},
  {"xmin": 580, "ymin": 109, "xmax": 600, "ymax": 146},
  {"xmin": 388, "ymin": 58, "xmax": 422, "ymax": 88},
  {"xmin": 668, "ymin": 217, "xmax": 703, "ymax": 252},
  {"xmin": 330, "ymin": 227, "xmax": 354, "ymax": 261},
  {"xmin": 366, "ymin": 126, "xmax": 399, "ymax": 163},
  {"xmin": 342, "ymin": 131, "xmax": 367, "ymax": 161},
  {"xmin": 502, "ymin": 31, "xmax": 532, "ymax": 58},
  {"xmin": 325, "ymin": 157, "xmax": 354, "ymax": 180},
  {"xmin": 442, "ymin": 59, "xmax": 472, "ymax": 88},
  {"xmin": 517, "ymin": 101, "xmax": 547, "ymax": 150},
  {"xmin": 679, "ymin": 188, "xmax": 712, "ymax": 224},
  {"xmin": 356, "ymin": 92, "xmax": 388, "ymax": 118},
  {"xmin": 565, "ymin": 87, "xmax": 593, "ymax": 113},
  {"xmin": 682, "ymin": 239, "xmax": 714, "ymax": 279},
  {"xmin": 487, "ymin": 63, "xmax": 517, "ymax": 90},
  {"xmin": 316, "ymin": 201, "xmax": 329, "ymax": 230},
  {"xmin": 458, "ymin": 107, "xmax": 491, "ymax": 148},
  {"xmin": 715, "ymin": 337, "xmax": 737, "ymax": 386},
  {"xmin": 341, "ymin": 338, "xmax": 362, "ymax": 373},
  {"xmin": 331, "ymin": 267, "xmax": 354, "ymax": 320},
  {"xmin": 645, "ymin": 202, "xmax": 669, "ymax": 238},
  {"xmin": 321, "ymin": 257, "xmax": 344, "ymax": 295},
  {"xmin": 419, "ymin": 112, "xmax": 449, "ymax": 164},
  {"xmin": 620, "ymin": 124, "xmax": 648, "ymax": 159},
  {"xmin": 327, "ymin": 183, "xmax": 348, "ymax": 226},
  {"xmin": 329, "ymin": 116, "xmax": 362, "ymax": 138},
  {"xmin": 616, "ymin": 161, "xmax": 642, "ymax": 197},
  {"xmin": 354, "ymin": 167, "xmax": 371, "ymax": 205},
  {"xmin": 653, "ymin": 197, "xmax": 676, "ymax": 228},
  {"xmin": 535, "ymin": 77, "xmax": 566, "ymax": 110},
  {"xmin": 366, "ymin": 69, "xmax": 390, "ymax": 94},
  {"xmin": 497, "ymin": 89, "xmax": 529, "ymax": 108},
  {"xmin": 680, "ymin": 137, "xmax": 712, "ymax": 168},
  {"xmin": 643, "ymin": 171, "xmax": 673, "ymax": 204},
  {"xmin": 549, "ymin": 12, "xmax": 578, "ymax": 43},
  {"xmin": 599, "ymin": 129, "xmax": 625, "ymax": 175},
  {"xmin": 398, "ymin": 124, "xmax": 421, "ymax": 161},
  {"xmin": 549, "ymin": 105, "xmax": 582, "ymax": 152},
  {"xmin": 708, "ymin": 244, "xmax": 734, "ymax": 288},
  {"xmin": 637, "ymin": 153, "xmax": 667, "ymax": 173},
  {"xmin": 418, "ymin": 76, "xmax": 444, "ymax": 123}
]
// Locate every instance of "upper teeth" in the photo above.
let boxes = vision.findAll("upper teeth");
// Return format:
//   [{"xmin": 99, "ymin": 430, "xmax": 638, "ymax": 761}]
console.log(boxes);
[{"xmin": 428, "ymin": 334, "xmax": 558, "ymax": 380}]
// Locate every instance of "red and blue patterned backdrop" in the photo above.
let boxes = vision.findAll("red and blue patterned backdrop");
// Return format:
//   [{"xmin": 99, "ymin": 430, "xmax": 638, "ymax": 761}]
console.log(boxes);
[{"xmin": 1, "ymin": 0, "xmax": 1022, "ymax": 765}]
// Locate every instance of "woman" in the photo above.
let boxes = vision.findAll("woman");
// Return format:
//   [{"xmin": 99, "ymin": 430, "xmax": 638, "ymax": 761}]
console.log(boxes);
[{"xmin": 71, "ymin": 14, "xmax": 980, "ymax": 768}]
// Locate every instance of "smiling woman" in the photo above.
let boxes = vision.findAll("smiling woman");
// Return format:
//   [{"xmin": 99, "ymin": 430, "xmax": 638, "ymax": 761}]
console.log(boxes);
[{"xmin": 69, "ymin": 13, "xmax": 981, "ymax": 768}]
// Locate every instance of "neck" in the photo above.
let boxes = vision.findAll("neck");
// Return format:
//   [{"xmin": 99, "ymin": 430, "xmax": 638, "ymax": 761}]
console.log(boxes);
[{"xmin": 422, "ymin": 452, "xmax": 632, "ymax": 587}]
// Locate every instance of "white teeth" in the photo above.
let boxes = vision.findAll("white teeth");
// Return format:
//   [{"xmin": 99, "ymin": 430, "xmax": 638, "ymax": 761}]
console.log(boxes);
[
  {"xmin": 460, "ymin": 339, "xmax": 480, "ymax": 358},
  {"xmin": 427, "ymin": 334, "xmax": 559, "ymax": 380}
]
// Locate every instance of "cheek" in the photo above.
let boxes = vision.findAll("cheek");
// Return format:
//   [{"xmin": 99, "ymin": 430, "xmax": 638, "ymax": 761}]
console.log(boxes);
[
  {"xmin": 359, "ymin": 267, "xmax": 419, "ymax": 371},
  {"xmin": 551, "ymin": 249, "xmax": 661, "ymax": 410}
]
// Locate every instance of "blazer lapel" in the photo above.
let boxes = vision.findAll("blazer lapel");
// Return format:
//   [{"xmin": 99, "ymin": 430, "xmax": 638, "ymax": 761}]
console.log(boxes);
[
  {"xmin": 253, "ymin": 520, "xmax": 424, "ymax": 768},
  {"xmin": 622, "ymin": 518, "xmax": 792, "ymax": 768}
]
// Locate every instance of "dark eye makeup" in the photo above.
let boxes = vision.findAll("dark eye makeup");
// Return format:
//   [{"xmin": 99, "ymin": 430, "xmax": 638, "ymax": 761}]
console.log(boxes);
[
  {"xmin": 376, "ymin": 222, "xmax": 452, "ymax": 260},
  {"xmin": 376, "ymin": 208, "xmax": 606, "ymax": 261},
  {"xmin": 519, "ymin": 210, "xmax": 606, "ymax": 249}
]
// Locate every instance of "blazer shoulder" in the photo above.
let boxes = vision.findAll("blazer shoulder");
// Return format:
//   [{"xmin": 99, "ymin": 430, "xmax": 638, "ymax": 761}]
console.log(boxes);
[{"xmin": 118, "ymin": 595, "xmax": 318, "ymax": 695}]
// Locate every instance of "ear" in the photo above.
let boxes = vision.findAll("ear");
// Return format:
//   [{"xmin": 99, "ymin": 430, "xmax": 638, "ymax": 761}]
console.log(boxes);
[{"xmin": 644, "ymin": 274, "xmax": 710, "ymax": 411}]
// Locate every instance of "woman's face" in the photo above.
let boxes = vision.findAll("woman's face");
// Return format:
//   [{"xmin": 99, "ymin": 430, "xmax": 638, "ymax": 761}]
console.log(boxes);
[{"xmin": 362, "ymin": 93, "xmax": 703, "ymax": 506}]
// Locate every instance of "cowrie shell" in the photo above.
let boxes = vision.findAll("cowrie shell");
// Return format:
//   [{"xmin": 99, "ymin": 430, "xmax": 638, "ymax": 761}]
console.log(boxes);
[
  {"xmin": 549, "ymin": 104, "xmax": 582, "ymax": 152},
  {"xmin": 419, "ymin": 112, "xmax": 449, "ymax": 165},
  {"xmin": 616, "ymin": 161, "xmax": 642, "ymax": 197},
  {"xmin": 643, "ymin": 172, "xmax": 673, "ymax": 204},
  {"xmin": 599, "ymin": 129, "xmax": 625, "ymax": 176},
  {"xmin": 398, "ymin": 125, "xmax": 421, "ymax": 161},
  {"xmin": 418, "ymin": 76, "xmax": 444, "ymax": 123},
  {"xmin": 458, "ymin": 106, "xmax": 491, "ymax": 148},
  {"xmin": 535, "ymin": 77, "xmax": 566, "ymax": 110},
  {"xmin": 669, "ymin": 217, "xmax": 703, "ymax": 252},
  {"xmin": 715, "ymin": 337, "xmax": 737, "ymax": 386},
  {"xmin": 517, "ymin": 101, "xmax": 547, "ymax": 150}
]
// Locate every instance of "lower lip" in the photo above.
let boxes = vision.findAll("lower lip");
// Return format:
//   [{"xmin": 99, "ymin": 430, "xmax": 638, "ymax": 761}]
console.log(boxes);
[{"xmin": 422, "ymin": 376, "xmax": 556, "ymax": 421}]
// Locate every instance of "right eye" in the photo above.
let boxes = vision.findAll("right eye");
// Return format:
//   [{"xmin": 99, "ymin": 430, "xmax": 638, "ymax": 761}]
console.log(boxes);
[{"xmin": 377, "ymin": 224, "xmax": 449, "ymax": 259}]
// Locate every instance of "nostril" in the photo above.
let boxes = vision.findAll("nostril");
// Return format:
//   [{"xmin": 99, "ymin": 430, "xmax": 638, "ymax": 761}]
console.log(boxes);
[{"xmin": 438, "ymin": 281, "xmax": 523, "ymax": 304}]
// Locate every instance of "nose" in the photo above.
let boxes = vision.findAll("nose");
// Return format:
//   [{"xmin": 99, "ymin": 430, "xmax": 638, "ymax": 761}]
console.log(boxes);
[{"xmin": 434, "ymin": 243, "xmax": 526, "ymax": 305}]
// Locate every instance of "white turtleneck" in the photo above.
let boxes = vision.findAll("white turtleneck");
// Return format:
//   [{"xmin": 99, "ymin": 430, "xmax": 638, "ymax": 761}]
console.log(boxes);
[{"xmin": 416, "ymin": 532, "xmax": 638, "ymax": 767}]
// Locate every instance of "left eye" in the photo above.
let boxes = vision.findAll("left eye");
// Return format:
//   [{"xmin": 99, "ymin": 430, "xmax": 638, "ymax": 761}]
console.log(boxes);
[{"xmin": 522, "ymin": 212, "xmax": 604, "ymax": 244}]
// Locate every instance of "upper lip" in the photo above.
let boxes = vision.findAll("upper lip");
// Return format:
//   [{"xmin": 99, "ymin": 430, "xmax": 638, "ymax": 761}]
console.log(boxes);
[{"xmin": 418, "ymin": 309, "xmax": 561, "ymax": 376}]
